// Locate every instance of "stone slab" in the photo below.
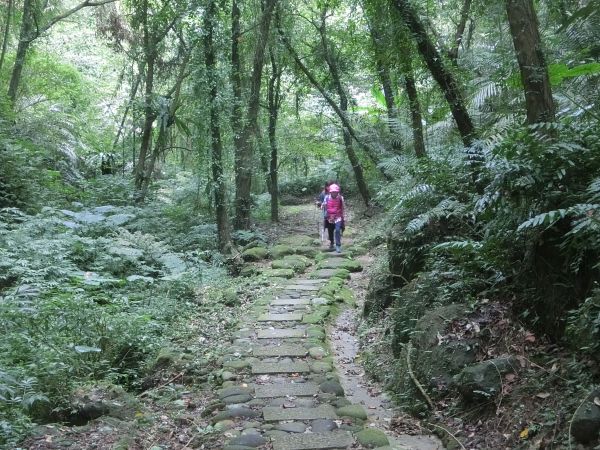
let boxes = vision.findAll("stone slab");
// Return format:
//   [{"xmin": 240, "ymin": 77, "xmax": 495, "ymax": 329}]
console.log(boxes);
[
  {"xmin": 252, "ymin": 344, "xmax": 308, "ymax": 357},
  {"xmin": 257, "ymin": 328, "xmax": 306, "ymax": 339},
  {"xmin": 311, "ymin": 269, "xmax": 338, "ymax": 278},
  {"xmin": 271, "ymin": 431, "xmax": 354, "ymax": 450},
  {"xmin": 286, "ymin": 285, "xmax": 320, "ymax": 291},
  {"xmin": 263, "ymin": 404, "xmax": 337, "ymax": 421},
  {"xmin": 271, "ymin": 298, "xmax": 311, "ymax": 306},
  {"xmin": 293, "ymin": 279, "xmax": 327, "ymax": 285},
  {"xmin": 252, "ymin": 361, "xmax": 310, "ymax": 374},
  {"xmin": 254, "ymin": 382, "xmax": 319, "ymax": 398},
  {"xmin": 318, "ymin": 259, "xmax": 345, "ymax": 268},
  {"xmin": 258, "ymin": 313, "xmax": 303, "ymax": 322}
]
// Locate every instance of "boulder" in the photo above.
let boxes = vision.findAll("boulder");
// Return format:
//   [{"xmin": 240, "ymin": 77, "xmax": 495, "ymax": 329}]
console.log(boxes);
[
  {"xmin": 571, "ymin": 389, "xmax": 600, "ymax": 444},
  {"xmin": 355, "ymin": 429, "xmax": 389, "ymax": 448},
  {"xmin": 336, "ymin": 404, "xmax": 367, "ymax": 420},
  {"xmin": 241, "ymin": 247, "xmax": 269, "ymax": 262},
  {"xmin": 454, "ymin": 357, "xmax": 517, "ymax": 402},
  {"xmin": 271, "ymin": 244, "xmax": 295, "ymax": 259}
]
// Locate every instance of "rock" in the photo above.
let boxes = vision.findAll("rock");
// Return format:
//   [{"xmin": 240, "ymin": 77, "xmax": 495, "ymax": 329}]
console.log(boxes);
[
  {"xmin": 211, "ymin": 407, "xmax": 260, "ymax": 423},
  {"xmin": 276, "ymin": 422, "xmax": 307, "ymax": 433},
  {"xmin": 336, "ymin": 404, "xmax": 367, "ymax": 420},
  {"xmin": 293, "ymin": 246, "xmax": 318, "ymax": 258},
  {"xmin": 571, "ymin": 389, "xmax": 600, "ymax": 443},
  {"xmin": 153, "ymin": 348, "xmax": 182, "ymax": 370},
  {"xmin": 223, "ymin": 359, "xmax": 250, "ymax": 370},
  {"xmin": 455, "ymin": 357, "xmax": 517, "ymax": 402},
  {"xmin": 311, "ymin": 418, "xmax": 338, "ymax": 432},
  {"xmin": 214, "ymin": 419, "xmax": 235, "ymax": 431},
  {"xmin": 303, "ymin": 309, "xmax": 329, "ymax": 324},
  {"xmin": 262, "ymin": 268, "xmax": 295, "ymax": 279},
  {"xmin": 279, "ymin": 235, "xmax": 316, "ymax": 247},
  {"xmin": 306, "ymin": 326, "xmax": 326, "ymax": 339},
  {"xmin": 319, "ymin": 380, "xmax": 344, "ymax": 396},
  {"xmin": 334, "ymin": 287, "xmax": 355, "ymax": 305},
  {"xmin": 310, "ymin": 361, "xmax": 333, "ymax": 373},
  {"xmin": 309, "ymin": 346, "xmax": 328, "ymax": 359},
  {"xmin": 272, "ymin": 256, "xmax": 309, "ymax": 273},
  {"xmin": 222, "ymin": 394, "xmax": 253, "ymax": 405},
  {"xmin": 332, "ymin": 268, "xmax": 351, "ymax": 280},
  {"xmin": 221, "ymin": 371, "xmax": 237, "ymax": 381},
  {"xmin": 218, "ymin": 386, "xmax": 254, "ymax": 400},
  {"xmin": 311, "ymin": 297, "xmax": 329, "ymax": 306},
  {"xmin": 356, "ymin": 429, "xmax": 390, "ymax": 448},
  {"xmin": 242, "ymin": 247, "xmax": 269, "ymax": 261},
  {"xmin": 271, "ymin": 245, "xmax": 295, "ymax": 259},
  {"xmin": 228, "ymin": 433, "xmax": 267, "ymax": 447}
]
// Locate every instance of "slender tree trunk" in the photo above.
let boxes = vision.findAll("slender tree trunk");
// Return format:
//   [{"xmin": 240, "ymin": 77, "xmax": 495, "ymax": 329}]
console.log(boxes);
[
  {"xmin": 404, "ymin": 74, "xmax": 426, "ymax": 158},
  {"xmin": 392, "ymin": 0, "xmax": 475, "ymax": 146},
  {"xmin": 0, "ymin": 0, "xmax": 14, "ymax": 73},
  {"xmin": 234, "ymin": 0, "xmax": 277, "ymax": 229},
  {"xmin": 267, "ymin": 49, "xmax": 281, "ymax": 222},
  {"xmin": 506, "ymin": 0, "xmax": 555, "ymax": 124},
  {"xmin": 205, "ymin": 0, "xmax": 232, "ymax": 253},
  {"xmin": 134, "ymin": 54, "xmax": 155, "ymax": 193},
  {"xmin": 230, "ymin": 0, "xmax": 244, "ymax": 179},
  {"xmin": 448, "ymin": 0, "xmax": 472, "ymax": 62},
  {"xmin": 279, "ymin": 28, "xmax": 389, "ymax": 183},
  {"xmin": 319, "ymin": 11, "xmax": 371, "ymax": 205},
  {"xmin": 112, "ymin": 73, "xmax": 141, "ymax": 151},
  {"xmin": 8, "ymin": 0, "xmax": 33, "ymax": 104}
]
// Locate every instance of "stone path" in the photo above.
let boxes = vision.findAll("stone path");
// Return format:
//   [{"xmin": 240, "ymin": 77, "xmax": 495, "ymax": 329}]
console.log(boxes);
[{"xmin": 211, "ymin": 248, "xmax": 400, "ymax": 449}]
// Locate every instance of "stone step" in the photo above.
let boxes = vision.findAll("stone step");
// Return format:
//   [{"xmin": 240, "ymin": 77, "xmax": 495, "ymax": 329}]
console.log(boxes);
[
  {"xmin": 293, "ymin": 279, "xmax": 327, "ymax": 285},
  {"xmin": 252, "ymin": 361, "xmax": 310, "ymax": 374},
  {"xmin": 263, "ymin": 404, "xmax": 337, "ymax": 421},
  {"xmin": 254, "ymin": 382, "xmax": 319, "ymax": 398},
  {"xmin": 271, "ymin": 431, "xmax": 354, "ymax": 450},
  {"xmin": 271, "ymin": 298, "xmax": 311, "ymax": 306},
  {"xmin": 258, "ymin": 313, "xmax": 303, "ymax": 322},
  {"xmin": 286, "ymin": 285, "xmax": 320, "ymax": 291},
  {"xmin": 257, "ymin": 328, "xmax": 306, "ymax": 339},
  {"xmin": 252, "ymin": 344, "xmax": 308, "ymax": 357},
  {"xmin": 311, "ymin": 269, "xmax": 339, "ymax": 278}
]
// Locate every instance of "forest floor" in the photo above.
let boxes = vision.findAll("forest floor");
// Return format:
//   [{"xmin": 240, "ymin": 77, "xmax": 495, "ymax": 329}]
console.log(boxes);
[{"xmin": 19, "ymin": 202, "xmax": 442, "ymax": 449}]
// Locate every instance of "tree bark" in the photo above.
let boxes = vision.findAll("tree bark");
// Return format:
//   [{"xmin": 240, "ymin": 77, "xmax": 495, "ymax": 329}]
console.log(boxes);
[
  {"xmin": 234, "ymin": 0, "xmax": 277, "ymax": 229},
  {"xmin": 8, "ymin": 0, "xmax": 33, "ymax": 103},
  {"xmin": 368, "ymin": 22, "xmax": 402, "ymax": 154},
  {"xmin": 278, "ymin": 26, "xmax": 389, "ymax": 184},
  {"xmin": 448, "ymin": 0, "xmax": 472, "ymax": 63},
  {"xmin": 267, "ymin": 48, "xmax": 282, "ymax": 222},
  {"xmin": 392, "ymin": 0, "xmax": 475, "ymax": 146},
  {"xmin": 204, "ymin": 0, "xmax": 232, "ymax": 253},
  {"xmin": 506, "ymin": 0, "xmax": 555, "ymax": 124},
  {"xmin": 404, "ymin": 74, "xmax": 426, "ymax": 158},
  {"xmin": 0, "ymin": 0, "xmax": 14, "ymax": 74},
  {"xmin": 319, "ymin": 10, "xmax": 371, "ymax": 206}
]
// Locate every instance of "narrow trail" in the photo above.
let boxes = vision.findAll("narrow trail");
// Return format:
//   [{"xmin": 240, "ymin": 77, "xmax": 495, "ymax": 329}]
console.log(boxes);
[{"xmin": 210, "ymin": 203, "xmax": 443, "ymax": 449}]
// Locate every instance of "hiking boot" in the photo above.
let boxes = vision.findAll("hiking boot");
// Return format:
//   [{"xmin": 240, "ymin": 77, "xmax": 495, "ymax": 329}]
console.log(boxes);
[
  {"xmin": 328, "ymin": 243, "xmax": 334, "ymax": 251},
  {"xmin": 335, "ymin": 245, "xmax": 341, "ymax": 253}
]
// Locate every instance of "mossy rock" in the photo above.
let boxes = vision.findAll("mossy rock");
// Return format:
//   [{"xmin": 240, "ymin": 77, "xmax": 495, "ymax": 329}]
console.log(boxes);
[
  {"xmin": 303, "ymin": 307, "xmax": 330, "ymax": 324},
  {"xmin": 336, "ymin": 404, "xmax": 367, "ymax": 420},
  {"xmin": 262, "ymin": 268, "xmax": 295, "ymax": 279},
  {"xmin": 332, "ymin": 268, "xmax": 351, "ymax": 280},
  {"xmin": 318, "ymin": 278, "xmax": 344, "ymax": 299},
  {"xmin": 153, "ymin": 348, "xmax": 183, "ymax": 370},
  {"xmin": 293, "ymin": 246, "xmax": 318, "ymax": 258},
  {"xmin": 454, "ymin": 357, "xmax": 517, "ymax": 402},
  {"xmin": 241, "ymin": 246, "xmax": 269, "ymax": 261},
  {"xmin": 271, "ymin": 244, "xmax": 295, "ymax": 259},
  {"xmin": 355, "ymin": 429, "xmax": 389, "ymax": 448},
  {"xmin": 271, "ymin": 255, "xmax": 311, "ymax": 273},
  {"xmin": 239, "ymin": 265, "xmax": 258, "ymax": 277},
  {"xmin": 279, "ymin": 235, "xmax": 316, "ymax": 247},
  {"xmin": 345, "ymin": 245, "xmax": 368, "ymax": 257},
  {"xmin": 221, "ymin": 287, "xmax": 239, "ymax": 306},
  {"xmin": 339, "ymin": 259, "xmax": 362, "ymax": 272},
  {"xmin": 334, "ymin": 287, "xmax": 355, "ymax": 305},
  {"xmin": 306, "ymin": 326, "xmax": 326, "ymax": 339}
]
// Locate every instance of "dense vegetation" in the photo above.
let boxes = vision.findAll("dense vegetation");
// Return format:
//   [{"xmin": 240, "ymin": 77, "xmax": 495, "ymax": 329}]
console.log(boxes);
[{"xmin": 0, "ymin": 0, "xmax": 599, "ymax": 447}]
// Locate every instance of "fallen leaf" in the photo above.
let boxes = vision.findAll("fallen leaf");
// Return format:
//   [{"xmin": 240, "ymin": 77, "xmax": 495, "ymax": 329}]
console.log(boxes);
[
  {"xmin": 550, "ymin": 363, "xmax": 558, "ymax": 373},
  {"xmin": 504, "ymin": 373, "xmax": 516, "ymax": 382},
  {"xmin": 516, "ymin": 356, "xmax": 527, "ymax": 367},
  {"xmin": 594, "ymin": 397, "xmax": 600, "ymax": 407},
  {"xmin": 524, "ymin": 332, "xmax": 536, "ymax": 343},
  {"xmin": 536, "ymin": 392, "xmax": 551, "ymax": 399},
  {"xmin": 520, "ymin": 427, "xmax": 529, "ymax": 439}
]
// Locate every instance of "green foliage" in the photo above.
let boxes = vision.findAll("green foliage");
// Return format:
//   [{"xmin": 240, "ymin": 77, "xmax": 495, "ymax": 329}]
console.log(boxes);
[{"xmin": 566, "ymin": 288, "xmax": 600, "ymax": 360}]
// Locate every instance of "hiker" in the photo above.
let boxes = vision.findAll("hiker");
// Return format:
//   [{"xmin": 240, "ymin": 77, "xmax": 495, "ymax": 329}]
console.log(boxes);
[
  {"xmin": 316, "ymin": 181, "xmax": 332, "ymax": 236},
  {"xmin": 322, "ymin": 183, "xmax": 345, "ymax": 253}
]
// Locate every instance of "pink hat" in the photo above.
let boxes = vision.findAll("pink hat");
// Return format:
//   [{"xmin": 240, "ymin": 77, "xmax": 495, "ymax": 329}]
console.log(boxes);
[{"xmin": 329, "ymin": 184, "xmax": 340, "ymax": 193}]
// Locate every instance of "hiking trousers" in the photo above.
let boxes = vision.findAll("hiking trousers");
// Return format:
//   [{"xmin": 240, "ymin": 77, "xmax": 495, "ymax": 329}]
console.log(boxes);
[{"xmin": 326, "ymin": 221, "xmax": 342, "ymax": 247}]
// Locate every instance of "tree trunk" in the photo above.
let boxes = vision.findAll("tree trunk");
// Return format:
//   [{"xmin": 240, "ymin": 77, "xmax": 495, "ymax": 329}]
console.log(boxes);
[
  {"xmin": 234, "ymin": 0, "xmax": 277, "ymax": 229},
  {"xmin": 268, "ymin": 49, "xmax": 281, "ymax": 222},
  {"xmin": 319, "ymin": 11, "xmax": 371, "ymax": 205},
  {"xmin": 369, "ymin": 24, "xmax": 402, "ymax": 154},
  {"xmin": 0, "ymin": 0, "xmax": 14, "ymax": 73},
  {"xmin": 448, "ymin": 0, "xmax": 472, "ymax": 62},
  {"xmin": 205, "ymin": 0, "xmax": 232, "ymax": 253},
  {"xmin": 134, "ymin": 54, "xmax": 155, "ymax": 194},
  {"xmin": 8, "ymin": 0, "xmax": 34, "ymax": 104},
  {"xmin": 230, "ymin": 0, "xmax": 244, "ymax": 185},
  {"xmin": 393, "ymin": 0, "xmax": 475, "ymax": 146},
  {"xmin": 404, "ymin": 74, "xmax": 426, "ymax": 158},
  {"xmin": 506, "ymin": 0, "xmax": 555, "ymax": 124}
]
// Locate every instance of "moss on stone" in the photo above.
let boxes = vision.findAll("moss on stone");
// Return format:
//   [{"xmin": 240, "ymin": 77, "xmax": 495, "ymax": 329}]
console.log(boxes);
[
  {"xmin": 334, "ymin": 287, "xmax": 355, "ymax": 305},
  {"xmin": 355, "ymin": 429, "xmax": 389, "ymax": 448},
  {"xmin": 302, "ymin": 307, "xmax": 330, "ymax": 324},
  {"xmin": 336, "ymin": 404, "xmax": 367, "ymax": 420},
  {"xmin": 262, "ymin": 268, "xmax": 295, "ymax": 279},
  {"xmin": 339, "ymin": 259, "xmax": 363, "ymax": 272},
  {"xmin": 293, "ymin": 246, "xmax": 318, "ymax": 258},
  {"xmin": 270, "ymin": 244, "xmax": 295, "ymax": 259},
  {"xmin": 332, "ymin": 268, "xmax": 351, "ymax": 280},
  {"xmin": 241, "ymin": 246, "xmax": 269, "ymax": 261},
  {"xmin": 279, "ymin": 235, "xmax": 316, "ymax": 247}
]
